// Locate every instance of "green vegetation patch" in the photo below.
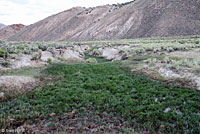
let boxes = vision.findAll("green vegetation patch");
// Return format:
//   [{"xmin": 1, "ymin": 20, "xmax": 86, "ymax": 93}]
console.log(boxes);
[
  {"xmin": 0, "ymin": 49, "xmax": 8, "ymax": 58},
  {"xmin": 0, "ymin": 63, "xmax": 200, "ymax": 133},
  {"xmin": 130, "ymin": 55, "xmax": 165, "ymax": 61},
  {"xmin": 84, "ymin": 54, "xmax": 108, "ymax": 63}
]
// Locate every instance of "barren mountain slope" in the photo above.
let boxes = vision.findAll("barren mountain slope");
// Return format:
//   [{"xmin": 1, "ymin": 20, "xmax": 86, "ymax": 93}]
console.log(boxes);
[
  {"xmin": 0, "ymin": 23, "xmax": 6, "ymax": 30},
  {"xmin": 0, "ymin": 24, "xmax": 25, "ymax": 40},
  {"xmin": 8, "ymin": 0, "xmax": 200, "ymax": 41}
]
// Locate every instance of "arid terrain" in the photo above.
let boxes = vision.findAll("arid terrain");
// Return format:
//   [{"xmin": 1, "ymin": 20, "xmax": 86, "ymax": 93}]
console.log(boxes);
[
  {"xmin": 0, "ymin": 23, "xmax": 6, "ymax": 30},
  {"xmin": 0, "ymin": 24, "xmax": 25, "ymax": 40},
  {"xmin": 0, "ymin": 0, "xmax": 200, "ymax": 134},
  {"xmin": 5, "ymin": 0, "xmax": 200, "ymax": 42}
]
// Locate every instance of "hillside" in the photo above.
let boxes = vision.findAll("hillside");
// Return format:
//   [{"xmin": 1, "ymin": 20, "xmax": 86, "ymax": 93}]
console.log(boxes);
[
  {"xmin": 0, "ymin": 24, "xmax": 25, "ymax": 40},
  {"xmin": 8, "ymin": 0, "xmax": 200, "ymax": 41},
  {"xmin": 0, "ymin": 23, "xmax": 6, "ymax": 30}
]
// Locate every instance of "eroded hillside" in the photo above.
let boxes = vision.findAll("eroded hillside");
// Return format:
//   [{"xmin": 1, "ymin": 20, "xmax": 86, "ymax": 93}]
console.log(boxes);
[
  {"xmin": 8, "ymin": 0, "xmax": 200, "ymax": 42},
  {"xmin": 0, "ymin": 24, "xmax": 25, "ymax": 40}
]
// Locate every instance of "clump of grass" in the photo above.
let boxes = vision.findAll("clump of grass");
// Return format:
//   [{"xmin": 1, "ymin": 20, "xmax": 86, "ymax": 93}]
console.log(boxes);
[
  {"xmin": 86, "ymin": 58, "xmax": 97, "ymax": 63},
  {"xmin": 47, "ymin": 58, "xmax": 52, "ymax": 64},
  {"xmin": 84, "ymin": 54, "xmax": 108, "ymax": 63},
  {"xmin": 131, "ymin": 55, "xmax": 164, "ymax": 61}
]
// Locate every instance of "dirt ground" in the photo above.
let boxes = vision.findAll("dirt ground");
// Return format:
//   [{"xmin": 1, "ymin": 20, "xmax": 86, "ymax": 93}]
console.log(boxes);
[
  {"xmin": 168, "ymin": 50, "xmax": 200, "ymax": 59},
  {"xmin": 0, "ymin": 76, "xmax": 37, "ymax": 99}
]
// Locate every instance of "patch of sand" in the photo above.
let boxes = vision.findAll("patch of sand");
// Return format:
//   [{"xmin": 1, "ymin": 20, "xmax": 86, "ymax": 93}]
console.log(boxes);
[{"xmin": 0, "ymin": 76, "xmax": 37, "ymax": 91}]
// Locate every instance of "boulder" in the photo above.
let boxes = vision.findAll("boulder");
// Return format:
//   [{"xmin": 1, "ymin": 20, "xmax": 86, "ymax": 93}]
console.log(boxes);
[
  {"xmin": 0, "ymin": 92, "xmax": 4, "ymax": 99},
  {"xmin": 41, "ymin": 51, "xmax": 54, "ymax": 62},
  {"xmin": 102, "ymin": 48, "xmax": 121, "ymax": 60},
  {"xmin": 62, "ymin": 49, "xmax": 83, "ymax": 60}
]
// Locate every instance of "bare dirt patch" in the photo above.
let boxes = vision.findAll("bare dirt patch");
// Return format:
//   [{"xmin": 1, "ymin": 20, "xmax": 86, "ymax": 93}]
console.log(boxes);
[
  {"xmin": 41, "ymin": 51, "xmax": 55, "ymax": 62},
  {"xmin": 0, "ymin": 76, "xmax": 36, "ymax": 89},
  {"xmin": 0, "ymin": 76, "xmax": 38, "ymax": 99},
  {"xmin": 169, "ymin": 51, "xmax": 200, "ymax": 59}
]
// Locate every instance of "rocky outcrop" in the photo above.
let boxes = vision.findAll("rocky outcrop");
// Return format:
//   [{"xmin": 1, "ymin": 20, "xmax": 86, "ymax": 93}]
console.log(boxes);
[
  {"xmin": 0, "ymin": 46, "xmax": 87, "ymax": 69},
  {"xmin": 0, "ymin": 24, "xmax": 25, "ymax": 40},
  {"xmin": 102, "ymin": 48, "xmax": 121, "ymax": 61}
]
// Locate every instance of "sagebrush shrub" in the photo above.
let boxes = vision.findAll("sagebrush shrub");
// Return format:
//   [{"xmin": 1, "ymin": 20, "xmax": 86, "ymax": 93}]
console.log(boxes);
[
  {"xmin": 86, "ymin": 58, "xmax": 97, "ymax": 63},
  {"xmin": 0, "ymin": 49, "xmax": 8, "ymax": 58}
]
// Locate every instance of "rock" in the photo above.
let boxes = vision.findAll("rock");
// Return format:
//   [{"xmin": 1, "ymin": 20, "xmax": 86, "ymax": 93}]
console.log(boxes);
[
  {"xmin": 158, "ymin": 67, "xmax": 180, "ymax": 78},
  {"xmin": 176, "ymin": 109, "xmax": 182, "ymax": 115},
  {"xmin": 62, "ymin": 49, "xmax": 83, "ymax": 60},
  {"xmin": 154, "ymin": 98, "xmax": 158, "ymax": 102},
  {"xmin": 74, "ymin": 45, "xmax": 90, "ymax": 53},
  {"xmin": 0, "ymin": 57, "xmax": 4, "ymax": 63},
  {"xmin": 41, "ymin": 51, "xmax": 54, "ymax": 62},
  {"xmin": 163, "ymin": 107, "xmax": 171, "ymax": 113},
  {"xmin": 102, "ymin": 48, "xmax": 121, "ymax": 60},
  {"xmin": 49, "ymin": 113, "xmax": 56, "ymax": 117},
  {"xmin": 0, "ymin": 92, "xmax": 4, "ymax": 99}
]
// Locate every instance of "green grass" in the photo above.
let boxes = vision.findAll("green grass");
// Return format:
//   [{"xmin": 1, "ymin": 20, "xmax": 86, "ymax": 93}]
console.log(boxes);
[
  {"xmin": 0, "ymin": 62, "xmax": 200, "ymax": 133},
  {"xmin": 130, "ymin": 55, "xmax": 165, "ymax": 61}
]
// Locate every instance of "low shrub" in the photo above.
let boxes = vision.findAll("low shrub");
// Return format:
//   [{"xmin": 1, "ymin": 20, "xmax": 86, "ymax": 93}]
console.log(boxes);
[
  {"xmin": 9, "ymin": 54, "xmax": 18, "ymax": 59},
  {"xmin": 195, "ymin": 41, "xmax": 199, "ymax": 44},
  {"xmin": 166, "ymin": 47, "xmax": 174, "ymax": 52},
  {"xmin": 121, "ymin": 51, "xmax": 130, "ymax": 60},
  {"xmin": 17, "ymin": 44, "xmax": 25, "ymax": 50},
  {"xmin": 47, "ymin": 58, "xmax": 52, "ymax": 64},
  {"xmin": 1, "ymin": 61, "xmax": 10, "ymax": 67},
  {"xmin": 31, "ymin": 51, "xmax": 42, "ymax": 60},
  {"xmin": 31, "ymin": 46, "xmax": 39, "ymax": 52},
  {"xmin": 47, "ymin": 47, "xmax": 56, "ymax": 56},
  {"xmin": 0, "ymin": 49, "xmax": 8, "ymax": 58},
  {"xmin": 38, "ymin": 44, "xmax": 48, "ymax": 51},
  {"xmin": 23, "ymin": 48, "xmax": 32, "ymax": 55},
  {"xmin": 86, "ymin": 58, "xmax": 97, "ymax": 63}
]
